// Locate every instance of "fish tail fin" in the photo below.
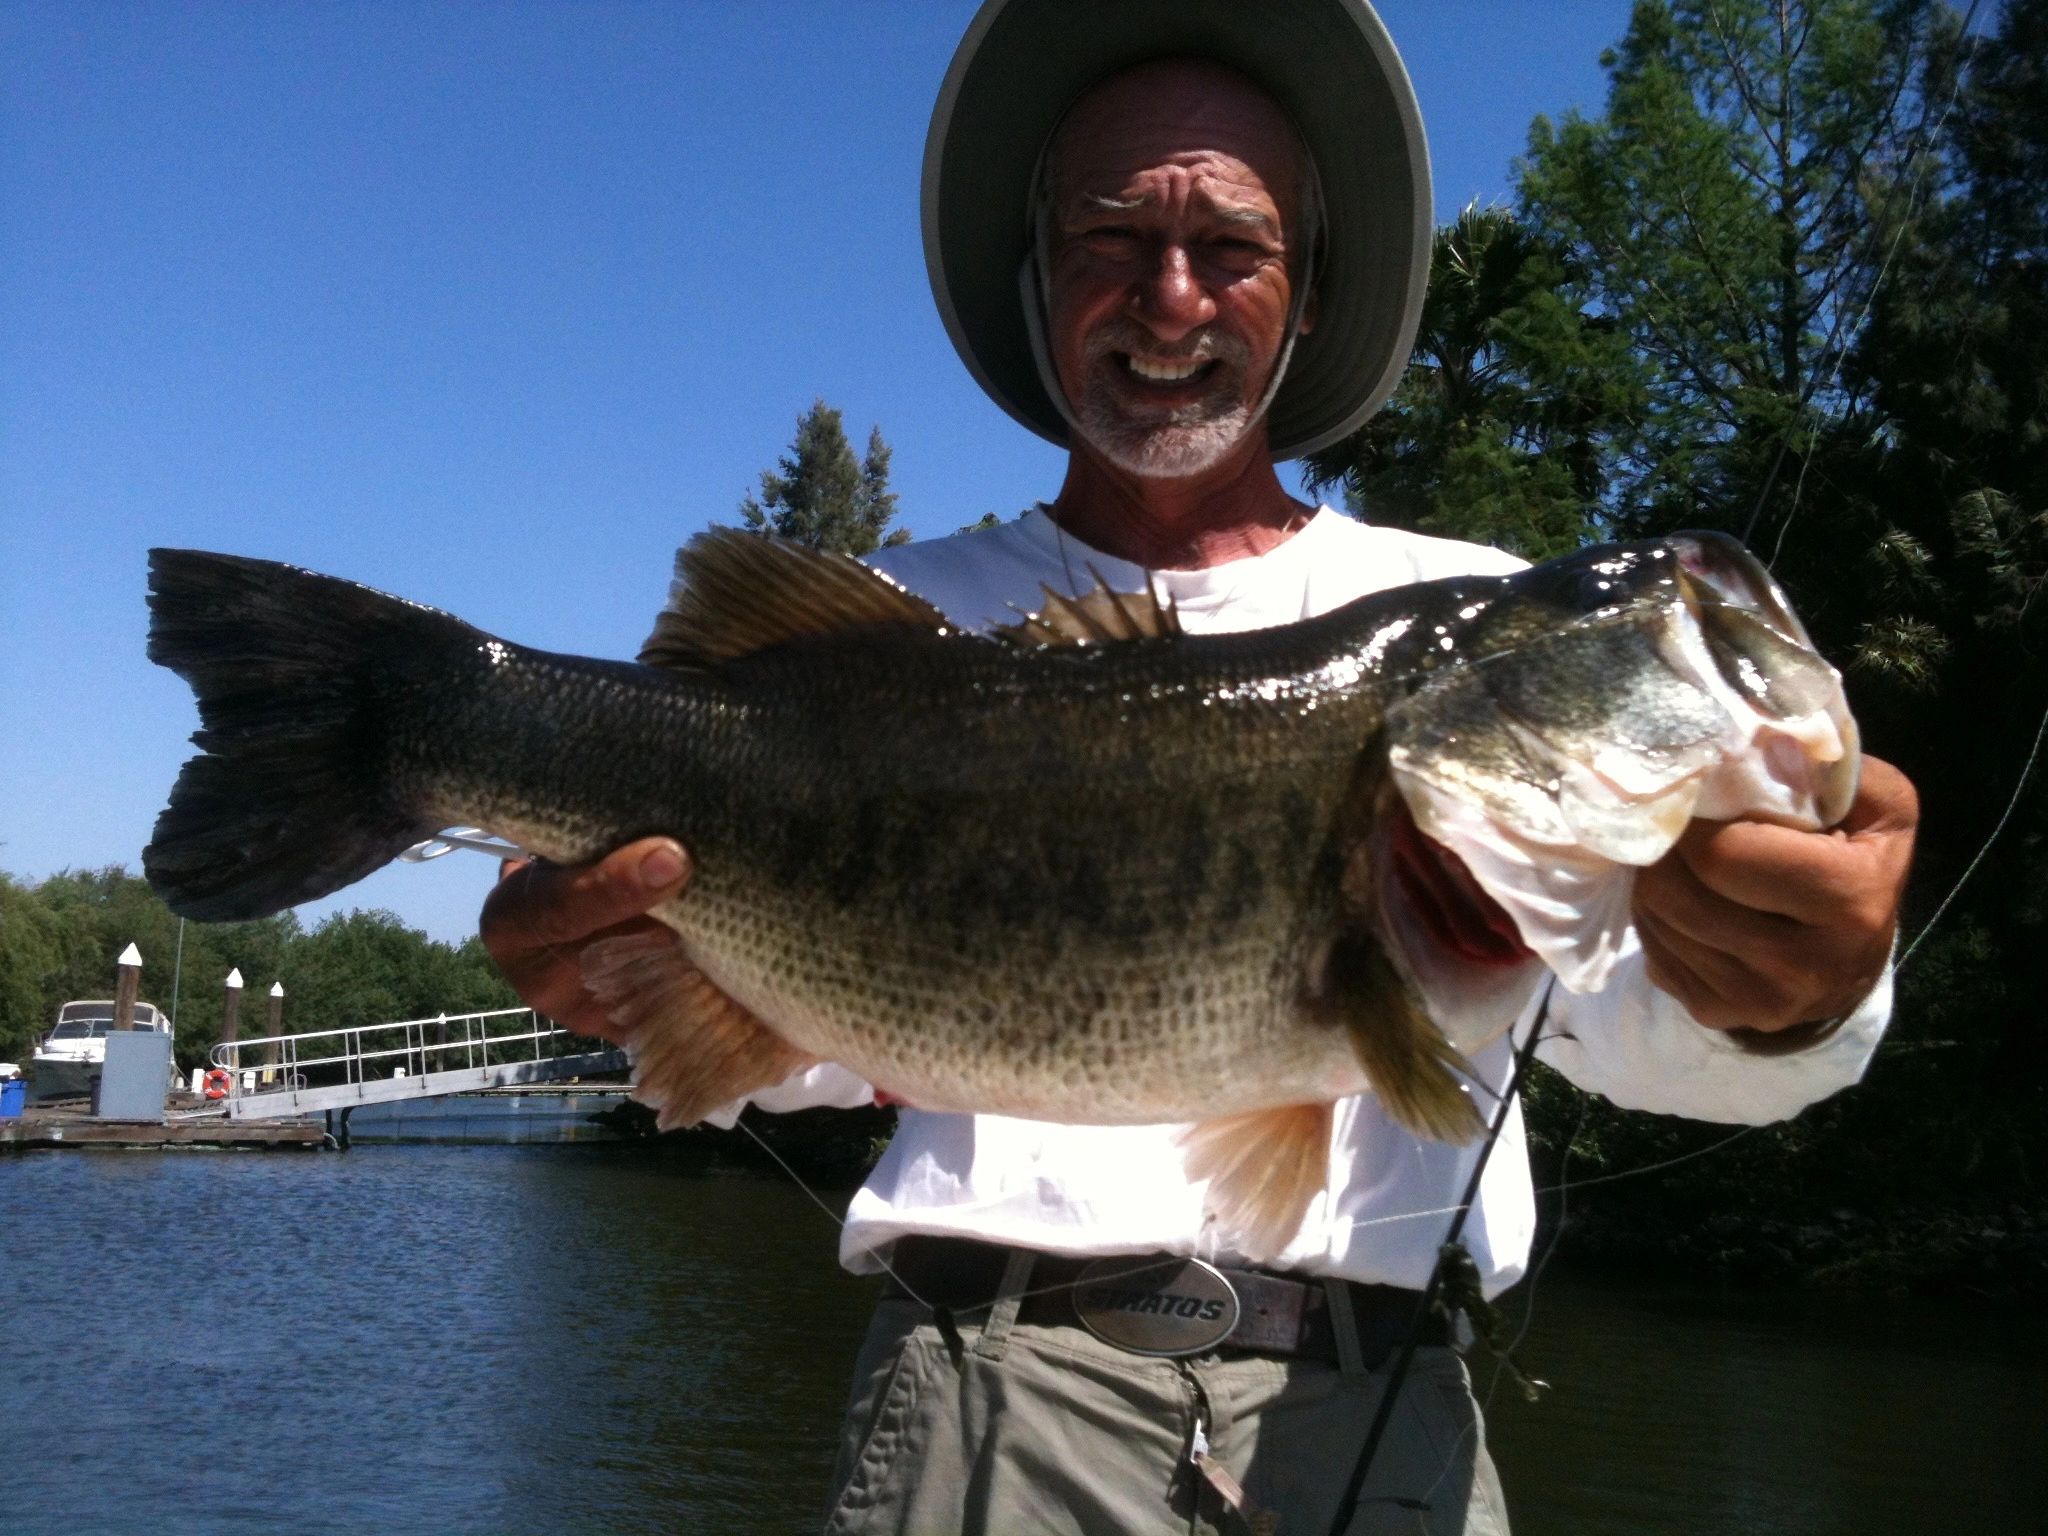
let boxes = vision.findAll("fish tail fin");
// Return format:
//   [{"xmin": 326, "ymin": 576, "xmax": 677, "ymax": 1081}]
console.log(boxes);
[
  {"xmin": 1181, "ymin": 1102, "xmax": 1333, "ymax": 1261},
  {"xmin": 144, "ymin": 549, "xmax": 461, "ymax": 920},
  {"xmin": 1321, "ymin": 929, "xmax": 1487, "ymax": 1144}
]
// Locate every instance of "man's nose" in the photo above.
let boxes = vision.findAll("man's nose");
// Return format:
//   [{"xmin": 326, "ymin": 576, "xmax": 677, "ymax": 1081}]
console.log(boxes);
[{"xmin": 1130, "ymin": 244, "xmax": 1216, "ymax": 342}]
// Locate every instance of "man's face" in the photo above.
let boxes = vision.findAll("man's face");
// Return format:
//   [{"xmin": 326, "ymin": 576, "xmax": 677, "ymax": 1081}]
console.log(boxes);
[{"xmin": 1044, "ymin": 60, "xmax": 1310, "ymax": 480}]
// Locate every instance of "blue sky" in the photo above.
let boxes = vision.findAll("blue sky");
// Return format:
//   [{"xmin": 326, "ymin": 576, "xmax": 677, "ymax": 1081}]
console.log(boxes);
[{"xmin": 1, "ymin": 0, "xmax": 1633, "ymax": 947}]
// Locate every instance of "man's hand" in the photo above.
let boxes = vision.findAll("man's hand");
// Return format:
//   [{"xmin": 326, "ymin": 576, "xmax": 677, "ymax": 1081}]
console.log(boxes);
[
  {"xmin": 479, "ymin": 837, "xmax": 692, "ymax": 1043},
  {"xmin": 1634, "ymin": 754, "xmax": 1919, "ymax": 1039}
]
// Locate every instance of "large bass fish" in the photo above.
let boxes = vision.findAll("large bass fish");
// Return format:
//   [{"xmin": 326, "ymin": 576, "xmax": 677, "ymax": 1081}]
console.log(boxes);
[{"xmin": 144, "ymin": 529, "xmax": 1856, "ymax": 1254}]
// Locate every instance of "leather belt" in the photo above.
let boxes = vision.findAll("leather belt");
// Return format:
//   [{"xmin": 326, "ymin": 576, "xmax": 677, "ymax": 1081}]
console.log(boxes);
[{"xmin": 882, "ymin": 1236, "xmax": 1447, "ymax": 1367}]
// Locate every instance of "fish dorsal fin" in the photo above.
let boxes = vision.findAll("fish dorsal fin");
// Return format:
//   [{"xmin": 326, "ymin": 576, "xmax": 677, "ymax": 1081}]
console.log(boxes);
[
  {"xmin": 993, "ymin": 569, "xmax": 1184, "ymax": 649},
  {"xmin": 639, "ymin": 527, "xmax": 953, "ymax": 667}
]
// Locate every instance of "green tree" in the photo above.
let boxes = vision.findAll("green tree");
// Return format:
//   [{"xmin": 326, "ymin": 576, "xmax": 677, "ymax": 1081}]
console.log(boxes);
[
  {"xmin": 4, "ymin": 866, "xmax": 515, "ymax": 1071},
  {"xmin": 1517, "ymin": 0, "xmax": 1953, "ymax": 539},
  {"xmin": 267, "ymin": 908, "xmax": 515, "ymax": 1035},
  {"xmin": 0, "ymin": 874, "xmax": 63, "ymax": 1061},
  {"xmin": 1498, "ymin": 0, "xmax": 2048, "ymax": 1279},
  {"xmin": 1302, "ymin": 205, "xmax": 1637, "ymax": 559},
  {"xmin": 35, "ymin": 866, "xmax": 208, "ymax": 1061},
  {"xmin": 738, "ymin": 399, "xmax": 910, "ymax": 556},
  {"xmin": 1821, "ymin": 0, "xmax": 2048, "ymax": 1082}
]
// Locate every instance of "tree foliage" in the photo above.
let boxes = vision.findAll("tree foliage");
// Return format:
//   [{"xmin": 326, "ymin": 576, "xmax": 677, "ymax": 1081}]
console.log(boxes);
[
  {"xmin": 1505, "ymin": 0, "xmax": 2046, "ymax": 1277},
  {"xmin": 1823, "ymin": 0, "xmax": 2048, "ymax": 1077},
  {"xmin": 738, "ymin": 399, "xmax": 910, "ymax": 556},
  {"xmin": 1517, "ymin": 0, "xmax": 1953, "ymax": 536},
  {"xmin": 1303, "ymin": 205, "xmax": 1637, "ymax": 558},
  {"xmin": 0, "ymin": 866, "xmax": 516, "ymax": 1070},
  {"xmin": 1299, "ymin": 0, "xmax": 2048, "ymax": 1281}
]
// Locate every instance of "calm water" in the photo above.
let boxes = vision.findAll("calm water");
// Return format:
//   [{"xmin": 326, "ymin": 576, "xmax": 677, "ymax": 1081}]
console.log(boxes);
[{"xmin": 2, "ymin": 1146, "xmax": 2040, "ymax": 1535}]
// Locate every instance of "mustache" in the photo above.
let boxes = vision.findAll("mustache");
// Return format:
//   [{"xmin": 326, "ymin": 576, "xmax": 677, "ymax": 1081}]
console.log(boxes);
[{"xmin": 1084, "ymin": 320, "xmax": 1251, "ymax": 368}]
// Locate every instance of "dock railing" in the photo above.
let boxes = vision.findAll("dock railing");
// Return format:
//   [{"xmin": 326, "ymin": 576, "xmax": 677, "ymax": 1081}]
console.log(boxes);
[{"xmin": 205, "ymin": 1006, "xmax": 626, "ymax": 1119}]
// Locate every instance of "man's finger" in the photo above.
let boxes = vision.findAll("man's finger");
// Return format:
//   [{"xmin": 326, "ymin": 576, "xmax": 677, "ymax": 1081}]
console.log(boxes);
[
  {"xmin": 478, "ymin": 839, "xmax": 694, "ymax": 1044},
  {"xmin": 481, "ymin": 838, "xmax": 691, "ymax": 951},
  {"xmin": 1666, "ymin": 756, "xmax": 1917, "ymax": 924},
  {"xmin": 499, "ymin": 914, "xmax": 680, "ymax": 1030},
  {"xmin": 1635, "ymin": 852, "xmax": 1803, "ymax": 952},
  {"xmin": 1637, "ymin": 906, "xmax": 1805, "ymax": 1031}
]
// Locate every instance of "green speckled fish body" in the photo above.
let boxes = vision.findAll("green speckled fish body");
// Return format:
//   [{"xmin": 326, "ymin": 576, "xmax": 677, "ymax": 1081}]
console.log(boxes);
[{"xmin": 143, "ymin": 528, "xmax": 1858, "ymax": 1254}]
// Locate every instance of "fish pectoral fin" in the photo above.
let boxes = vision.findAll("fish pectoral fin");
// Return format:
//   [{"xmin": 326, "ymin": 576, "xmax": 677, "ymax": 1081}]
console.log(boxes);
[
  {"xmin": 581, "ymin": 934, "xmax": 814, "ymax": 1129},
  {"xmin": 991, "ymin": 573, "xmax": 1183, "ymax": 648},
  {"xmin": 641, "ymin": 527, "xmax": 953, "ymax": 667},
  {"xmin": 1317, "ymin": 929, "xmax": 1487, "ymax": 1144},
  {"xmin": 1180, "ymin": 1103, "xmax": 1333, "ymax": 1262}
]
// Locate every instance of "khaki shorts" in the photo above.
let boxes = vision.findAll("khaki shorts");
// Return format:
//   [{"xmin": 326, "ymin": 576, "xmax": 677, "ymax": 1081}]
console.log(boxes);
[{"xmin": 823, "ymin": 1272, "xmax": 1510, "ymax": 1536}]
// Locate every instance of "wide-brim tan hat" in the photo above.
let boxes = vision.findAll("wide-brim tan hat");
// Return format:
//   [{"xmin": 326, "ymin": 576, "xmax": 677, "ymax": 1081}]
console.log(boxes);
[{"xmin": 923, "ymin": 0, "xmax": 1431, "ymax": 461}]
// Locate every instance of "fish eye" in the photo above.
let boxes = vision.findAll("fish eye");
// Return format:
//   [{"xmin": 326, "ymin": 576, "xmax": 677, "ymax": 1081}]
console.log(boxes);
[{"xmin": 1575, "ymin": 572, "xmax": 1617, "ymax": 607}]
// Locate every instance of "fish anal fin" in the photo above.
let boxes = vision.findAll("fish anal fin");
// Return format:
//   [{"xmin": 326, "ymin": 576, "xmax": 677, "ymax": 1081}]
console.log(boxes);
[
  {"xmin": 1315, "ymin": 928, "xmax": 1486, "ymax": 1145},
  {"xmin": 1180, "ymin": 1103, "xmax": 1333, "ymax": 1262},
  {"xmin": 992, "ymin": 574, "xmax": 1183, "ymax": 648},
  {"xmin": 581, "ymin": 934, "xmax": 814, "ymax": 1128},
  {"xmin": 640, "ymin": 528, "xmax": 952, "ymax": 668}
]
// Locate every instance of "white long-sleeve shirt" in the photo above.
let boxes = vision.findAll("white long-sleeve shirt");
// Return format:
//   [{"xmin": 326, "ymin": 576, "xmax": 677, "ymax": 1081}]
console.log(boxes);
[{"xmin": 730, "ymin": 507, "xmax": 1888, "ymax": 1295}]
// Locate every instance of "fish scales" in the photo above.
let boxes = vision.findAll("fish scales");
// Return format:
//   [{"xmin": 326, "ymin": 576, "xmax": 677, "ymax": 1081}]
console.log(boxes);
[
  {"xmin": 417, "ymin": 615, "xmax": 1410, "ymax": 1120},
  {"xmin": 142, "ymin": 529, "xmax": 1860, "ymax": 1255}
]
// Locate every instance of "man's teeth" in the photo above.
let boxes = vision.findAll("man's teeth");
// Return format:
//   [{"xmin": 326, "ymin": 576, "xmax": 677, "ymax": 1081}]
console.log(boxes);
[{"xmin": 1126, "ymin": 356, "xmax": 1207, "ymax": 383}]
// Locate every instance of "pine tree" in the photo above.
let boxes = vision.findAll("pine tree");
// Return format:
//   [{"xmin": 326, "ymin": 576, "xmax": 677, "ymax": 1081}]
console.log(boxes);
[
  {"xmin": 738, "ymin": 399, "xmax": 909, "ymax": 556},
  {"xmin": 1501, "ymin": 0, "xmax": 2048, "ymax": 1245},
  {"xmin": 1302, "ymin": 205, "xmax": 1636, "ymax": 560},
  {"xmin": 1517, "ymin": 0, "xmax": 1953, "ymax": 540},
  {"xmin": 1823, "ymin": 0, "xmax": 2048, "ymax": 1086}
]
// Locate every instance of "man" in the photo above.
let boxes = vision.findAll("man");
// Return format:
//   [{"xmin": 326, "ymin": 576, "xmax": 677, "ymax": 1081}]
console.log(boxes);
[{"xmin": 483, "ymin": 2, "xmax": 1917, "ymax": 1530}]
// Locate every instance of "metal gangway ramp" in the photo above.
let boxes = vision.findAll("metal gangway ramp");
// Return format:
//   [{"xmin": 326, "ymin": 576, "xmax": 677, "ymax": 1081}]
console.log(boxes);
[{"xmin": 205, "ymin": 1006, "xmax": 626, "ymax": 1121}]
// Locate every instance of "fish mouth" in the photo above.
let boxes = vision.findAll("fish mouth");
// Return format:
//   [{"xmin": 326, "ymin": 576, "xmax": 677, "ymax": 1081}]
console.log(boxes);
[
  {"xmin": 1382, "ymin": 531, "xmax": 1864, "ymax": 994},
  {"xmin": 1666, "ymin": 532, "xmax": 1860, "ymax": 826},
  {"xmin": 1668, "ymin": 530, "xmax": 1815, "ymax": 647}
]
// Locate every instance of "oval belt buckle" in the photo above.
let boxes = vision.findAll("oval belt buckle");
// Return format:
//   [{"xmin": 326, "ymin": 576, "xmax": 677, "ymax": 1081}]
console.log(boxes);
[{"xmin": 1071, "ymin": 1255, "xmax": 1240, "ymax": 1357}]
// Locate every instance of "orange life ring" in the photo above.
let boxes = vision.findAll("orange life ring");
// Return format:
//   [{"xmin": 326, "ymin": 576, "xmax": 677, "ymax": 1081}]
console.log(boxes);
[{"xmin": 203, "ymin": 1068, "xmax": 232, "ymax": 1101}]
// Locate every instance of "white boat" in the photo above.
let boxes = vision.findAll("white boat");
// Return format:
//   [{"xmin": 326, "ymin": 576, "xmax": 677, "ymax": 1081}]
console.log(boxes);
[{"xmin": 27, "ymin": 999, "xmax": 171, "ymax": 1100}]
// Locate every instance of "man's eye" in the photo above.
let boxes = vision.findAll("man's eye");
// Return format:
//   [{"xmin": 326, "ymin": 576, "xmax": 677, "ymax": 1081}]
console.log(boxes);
[
  {"xmin": 1207, "ymin": 239, "xmax": 1274, "ymax": 270},
  {"xmin": 1080, "ymin": 228, "xmax": 1142, "ymax": 253}
]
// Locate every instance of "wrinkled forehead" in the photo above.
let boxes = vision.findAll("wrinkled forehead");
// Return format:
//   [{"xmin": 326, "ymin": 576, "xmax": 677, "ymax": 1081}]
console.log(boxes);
[{"xmin": 1046, "ymin": 58, "xmax": 1307, "ymax": 221}]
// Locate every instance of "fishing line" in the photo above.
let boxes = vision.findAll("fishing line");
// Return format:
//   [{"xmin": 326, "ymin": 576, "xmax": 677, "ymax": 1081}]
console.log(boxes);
[
  {"xmin": 1423, "ymin": 1095, "xmax": 1579, "ymax": 1519},
  {"xmin": 731, "ymin": 1111, "xmax": 1262, "ymax": 1322},
  {"xmin": 1323, "ymin": 980, "xmax": 1555, "ymax": 1536},
  {"xmin": 1532, "ymin": 1121, "xmax": 1757, "ymax": 1198},
  {"xmin": 1411, "ymin": 1090, "xmax": 1590, "ymax": 1518},
  {"xmin": 729, "ymin": 1112, "xmax": 933, "ymax": 1311},
  {"xmin": 1498, "ymin": 1091, "xmax": 1590, "ymax": 1369},
  {"xmin": 1897, "ymin": 688, "xmax": 2048, "ymax": 972}
]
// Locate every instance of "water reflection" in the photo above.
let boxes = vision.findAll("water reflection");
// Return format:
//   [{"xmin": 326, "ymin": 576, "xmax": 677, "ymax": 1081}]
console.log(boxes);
[
  {"xmin": 1, "ymin": 1148, "xmax": 2039, "ymax": 1534},
  {"xmin": 1481, "ymin": 1269, "xmax": 2048, "ymax": 1535},
  {"xmin": 0, "ymin": 1149, "xmax": 877, "ymax": 1534}
]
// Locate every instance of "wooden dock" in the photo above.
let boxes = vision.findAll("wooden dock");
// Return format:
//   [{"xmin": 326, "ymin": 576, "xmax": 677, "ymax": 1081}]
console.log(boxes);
[{"xmin": 0, "ymin": 1101, "xmax": 328, "ymax": 1151}]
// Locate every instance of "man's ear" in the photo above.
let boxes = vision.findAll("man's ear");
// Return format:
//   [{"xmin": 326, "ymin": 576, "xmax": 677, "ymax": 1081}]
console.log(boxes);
[{"xmin": 1298, "ymin": 281, "xmax": 1319, "ymax": 336}]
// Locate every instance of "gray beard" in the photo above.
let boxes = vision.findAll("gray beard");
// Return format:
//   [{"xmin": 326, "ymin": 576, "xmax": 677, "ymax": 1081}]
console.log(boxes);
[
  {"xmin": 1073, "ymin": 392, "xmax": 1257, "ymax": 479},
  {"xmin": 1069, "ymin": 322, "xmax": 1262, "ymax": 479}
]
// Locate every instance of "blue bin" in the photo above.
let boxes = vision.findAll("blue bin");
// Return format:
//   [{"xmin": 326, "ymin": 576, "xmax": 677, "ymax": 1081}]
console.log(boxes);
[{"xmin": 0, "ymin": 1078, "xmax": 24, "ymax": 1119}]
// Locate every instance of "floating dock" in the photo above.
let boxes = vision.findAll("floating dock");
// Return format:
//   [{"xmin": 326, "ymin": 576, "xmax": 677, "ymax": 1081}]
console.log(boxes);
[{"xmin": 0, "ymin": 1100, "xmax": 327, "ymax": 1151}]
